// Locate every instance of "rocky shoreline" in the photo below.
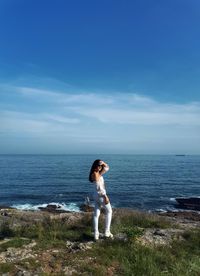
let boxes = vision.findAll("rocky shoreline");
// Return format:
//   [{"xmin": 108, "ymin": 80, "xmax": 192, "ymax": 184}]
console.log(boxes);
[
  {"xmin": 1, "ymin": 203, "xmax": 200, "ymax": 226},
  {"xmin": 0, "ymin": 204, "xmax": 199, "ymax": 244},
  {"xmin": 0, "ymin": 205, "xmax": 199, "ymax": 275}
]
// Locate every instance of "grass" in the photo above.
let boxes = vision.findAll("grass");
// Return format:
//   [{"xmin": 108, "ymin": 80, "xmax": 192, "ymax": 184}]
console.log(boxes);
[
  {"xmin": 0, "ymin": 221, "xmax": 15, "ymax": 239},
  {"xmin": 112, "ymin": 209, "xmax": 174, "ymax": 231},
  {"xmin": 0, "ymin": 210, "xmax": 199, "ymax": 275},
  {"xmin": 0, "ymin": 263, "xmax": 15, "ymax": 274},
  {"xmin": 80, "ymin": 229, "xmax": 200, "ymax": 275},
  {"xmin": 0, "ymin": 237, "xmax": 30, "ymax": 252}
]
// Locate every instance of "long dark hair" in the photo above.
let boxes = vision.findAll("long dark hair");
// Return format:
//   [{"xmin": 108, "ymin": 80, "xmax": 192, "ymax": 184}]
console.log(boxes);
[{"xmin": 89, "ymin": 159, "xmax": 102, "ymax": 182}]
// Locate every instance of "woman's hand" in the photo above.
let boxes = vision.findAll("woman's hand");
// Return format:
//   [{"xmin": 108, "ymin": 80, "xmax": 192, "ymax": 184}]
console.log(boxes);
[
  {"xmin": 99, "ymin": 160, "xmax": 109, "ymax": 175},
  {"xmin": 104, "ymin": 195, "xmax": 110, "ymax": 205},
  {"xmin": 99, "ymin": 160, "xmax": 108, "ymax": 167}
]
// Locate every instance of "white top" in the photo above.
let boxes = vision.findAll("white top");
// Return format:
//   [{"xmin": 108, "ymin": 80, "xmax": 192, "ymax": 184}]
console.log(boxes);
[
  {"xmin": 94, "ymin": 176, "xmax": 106, "ymax": 196},
  {"xmin": 93, "ymin": 165, "xmax": 109, "ymax": 197}
]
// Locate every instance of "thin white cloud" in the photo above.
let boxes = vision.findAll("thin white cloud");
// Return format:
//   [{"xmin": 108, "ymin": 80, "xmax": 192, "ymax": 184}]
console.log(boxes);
[
  {"xmin": 13, "ymin": 86, "xmax": 114, "ymax": 105},
  {"xmin": 75, "ymin": 106, "xmax": 200, "ymax": 126},
  {"xmin": 41, "ymin": 113, "xmax": 80, "ymax": 124},
  {"xmin": 1, "ymin": 84, "xmax": 200, "ymax": 127},
  {"xmin": 16, "ymin": 86, "xmax": 67, "ymax": 102},
  {"xmin": 0, "ymin": 80, "xmax": 200, "ymax": 153},
  {"xmin": 0, "ymin": 110, "xmax": 80, "ymax": 135}
]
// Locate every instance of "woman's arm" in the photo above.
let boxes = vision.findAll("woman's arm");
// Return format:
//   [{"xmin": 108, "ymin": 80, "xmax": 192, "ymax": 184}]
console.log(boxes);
[{"xmin": 99, "ymin": 161, "xmax": 109, "ymax": 175}]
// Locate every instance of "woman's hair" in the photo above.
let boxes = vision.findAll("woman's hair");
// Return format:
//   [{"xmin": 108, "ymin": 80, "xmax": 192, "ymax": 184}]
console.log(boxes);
[{"xmin": 89, "ymin": 159, "xmax": 102, "ymax": 182}]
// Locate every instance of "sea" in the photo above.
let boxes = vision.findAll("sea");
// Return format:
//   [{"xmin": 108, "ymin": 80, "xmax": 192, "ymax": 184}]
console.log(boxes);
[{"xmin": 0, "ymin": 154, "xmax": 200, "ymax": 213}]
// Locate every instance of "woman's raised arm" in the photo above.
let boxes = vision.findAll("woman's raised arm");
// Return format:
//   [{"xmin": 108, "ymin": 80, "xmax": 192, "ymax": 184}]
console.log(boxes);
[{"xmin": 99, "ymin": 161, "xmax": 109, "ymax": 175}]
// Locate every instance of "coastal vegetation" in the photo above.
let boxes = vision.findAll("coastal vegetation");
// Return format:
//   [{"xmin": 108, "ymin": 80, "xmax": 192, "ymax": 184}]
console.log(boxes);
[{"xmin": 0, "ymin": 208, "xmax": 199, "ymax": 275}]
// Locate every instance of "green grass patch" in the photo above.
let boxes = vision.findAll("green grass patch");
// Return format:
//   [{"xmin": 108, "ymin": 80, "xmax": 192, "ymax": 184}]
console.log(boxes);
[
  {"xmin": 17, "ymin": 258, "xmax": 40, "ymax": 271},
  {"xmin": 12, "ymin": 216, "xmax": 93, "ymax": 250},
  {"xmin": 112, "ymin": 210, "xmax": 173, "ymax": 231},
  {"xmin": 0, "ymin": 237, "xmax": 31, "ymax": 252},
  {"xmin": 0, "ymin": 221, "xmax": 15, "ymax": 239},
  {"xmin": 79, "ymin": 229, "xmax": 200, "ymax": 276},
  {"xmin": 0, "ymin": 263, "xmax": 16, "ymax": 273}
]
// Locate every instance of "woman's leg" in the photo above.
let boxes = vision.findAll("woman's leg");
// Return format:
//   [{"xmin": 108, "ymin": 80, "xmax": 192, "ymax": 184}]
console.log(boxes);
[
  {"xmin": 93, "ymin": 200, "xmax": 101, "ymax": 239},
  {"xmin": 104, "ymin": 202, "xmax": 113, "ymax": 236}
]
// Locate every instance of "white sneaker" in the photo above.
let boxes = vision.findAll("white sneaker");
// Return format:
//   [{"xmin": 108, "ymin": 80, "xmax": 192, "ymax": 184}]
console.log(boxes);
[
  {"xmin": 94, "ymin": 232, "xmax": 99, "ymax": 241},
  {"xmin": 104, "ymin": 231, "xmax": 114, "ymax": 238}
]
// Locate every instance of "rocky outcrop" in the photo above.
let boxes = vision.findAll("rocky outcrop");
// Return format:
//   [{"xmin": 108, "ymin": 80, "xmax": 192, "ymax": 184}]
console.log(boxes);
[
  {"xmin": 0, "ymin": 207, "xmax": 85, "ymax": 230},
  {"xmin": 38, "ymin": 204, "xmax": 70, "ymax": 213},
  {"xmin": 0, "ymin": 241, "xmax": 37, "ymax": 263},
  {"xmin": 136, "ymin": 228, "xmax": 185, "ymax": 246},
  {"xmin": 159, "ymin": 211, "xmax": 200, "ymax": 229},
  {"xmin": 159, "ymin": 210, "xmax": 200, "ymax": 221}
]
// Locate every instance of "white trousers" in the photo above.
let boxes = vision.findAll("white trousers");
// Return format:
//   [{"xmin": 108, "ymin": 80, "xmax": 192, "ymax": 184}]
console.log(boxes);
[{"xmin": 93, "ymin": 195, "xmax": 112, "ymax": 234}]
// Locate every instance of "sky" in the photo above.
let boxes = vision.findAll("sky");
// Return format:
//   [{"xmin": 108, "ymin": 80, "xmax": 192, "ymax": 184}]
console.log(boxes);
[{"xmin": 0, "ymin": 0, "xmax": 200, "ymax": 154}]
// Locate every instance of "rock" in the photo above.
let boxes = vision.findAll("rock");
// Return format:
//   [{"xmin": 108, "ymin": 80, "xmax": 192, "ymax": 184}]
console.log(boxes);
[
  {"xmin": 16, "ymin": 270, "xmax": 33, "ymax": 276},
  {"xmin": 0, "ymin": 241, "xmax": 37, "ymax": 263},
  {"xmin": 66, "ymin": 241, "xmax": 94, "ymax": 253},
  {"xmin": 136, "ymin": 228, "xmax": 184, "ymax": 246},
  {"xmin": 51, "ymin": 249, "xmax": 59, "ymax": 254},
  {"xmin": 25, "ymin": 241, "xmax": 37, "ymax": 249},
  {"xmin": 160, "ymin": 211, "xmax": 200, "ymax": 221},
  {"xmin": 63, "ymin": 266, "xmax": 77, "ymax": 275},
  {"xmin": 0, "ymin": 211, "xmax": 9, "ymax": 216},
  {"xmin": 114, "ymin": 233, "xmax": 128, "ymax": 242},
  {"xmin": 153, "ymin": 229, "xmax": 167, "ymax": 236},
  {"xmin": 66, "ymin": 212, "xmax": 84, "ymax": 222},
  {"xmin": 175, "ymin": 197, "xmax": 200, "ymax": 211},
  {"xmin": 0, "ymin": 205, "xmax": 15, "ymax": 210},
  {"xmin": 38, "ymin": 204, "xmax": 69, "ymax": 213}
]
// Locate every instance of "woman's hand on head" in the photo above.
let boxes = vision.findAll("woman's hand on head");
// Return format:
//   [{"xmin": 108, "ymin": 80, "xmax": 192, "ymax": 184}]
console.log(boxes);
[{"xmin": 100, "ymin": 161, "xmax": 108, "ymax": 167}]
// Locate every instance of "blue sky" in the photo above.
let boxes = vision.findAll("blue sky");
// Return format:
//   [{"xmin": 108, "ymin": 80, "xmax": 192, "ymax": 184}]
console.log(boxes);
[{"xmin": 0, "ymin": 0, "xmax": 200, "ymax": 154}]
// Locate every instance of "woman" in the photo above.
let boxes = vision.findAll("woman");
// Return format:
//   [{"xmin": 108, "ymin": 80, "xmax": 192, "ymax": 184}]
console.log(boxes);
[{"xmin": 89, "ymin": 159, "xmax": 113, "ymax": 241}]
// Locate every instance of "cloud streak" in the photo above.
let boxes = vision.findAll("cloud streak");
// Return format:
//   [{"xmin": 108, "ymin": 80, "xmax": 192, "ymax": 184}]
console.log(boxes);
[
  {"xmin": 0, "ymin": 81, "xmax": 200, "ymax": 153},
  {"xmin": 2, "ymin": 84, "xmax": 200, "ymax": 127},
  {"xmin": 75, "ymin": 106, "xmax": 200, "ymax": 126},
  {"xmin": 0, "ymin": 110, "xmax": 80, "ymax": 135}
]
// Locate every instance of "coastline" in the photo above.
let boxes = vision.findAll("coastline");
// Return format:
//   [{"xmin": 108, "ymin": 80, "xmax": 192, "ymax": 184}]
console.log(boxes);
[
  {"xmin": 1, "ymin": 204, "xmax": 200, "ymax": 227},
  {"xmin": 0, "ymin": 205, "xmax": 200, "ymax": 274}
]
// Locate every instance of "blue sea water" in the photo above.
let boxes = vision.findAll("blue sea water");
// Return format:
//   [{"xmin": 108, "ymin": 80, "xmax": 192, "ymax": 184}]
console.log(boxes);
[{"xmin": 0, "ymin": 154, "xmax": 200, "ymax": 212}]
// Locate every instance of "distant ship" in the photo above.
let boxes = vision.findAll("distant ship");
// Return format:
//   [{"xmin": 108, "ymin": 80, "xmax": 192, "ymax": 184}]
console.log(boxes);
[
  {"xmin": 175, "ymin": 154, "xmax": 186, "ymax": 156},
  {"xmin": 175, "ymin": 197, "xmax": 200, "ymax": 211}
]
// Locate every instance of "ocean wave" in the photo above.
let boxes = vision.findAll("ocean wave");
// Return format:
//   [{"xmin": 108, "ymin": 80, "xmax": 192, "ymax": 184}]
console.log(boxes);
[
  {"xmin": 11, "ymin": 202, "xmax": 80, "ymax": 212},
  {"xmin": 155, "ymin": 206, "xmax": 178, "ymax": 213}
]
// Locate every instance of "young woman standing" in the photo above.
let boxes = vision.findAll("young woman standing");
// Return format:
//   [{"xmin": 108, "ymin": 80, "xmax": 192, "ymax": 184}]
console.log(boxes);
[{"xmin": 89, "ymin": 159, "xmax": 113, "ymax": 241}]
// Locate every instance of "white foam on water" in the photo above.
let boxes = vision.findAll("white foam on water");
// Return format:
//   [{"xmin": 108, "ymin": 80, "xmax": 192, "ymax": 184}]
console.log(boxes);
[
  {"xmin": 11, "ymin": 202, "xmax": 80, "ymax": 212},
  {"xmin": 170, "ymin": 198, "xmax": 176, "ymax": 202},
  {"xmin": 155, "ymin": 208, "xmax": 168, "ymax": 213}
]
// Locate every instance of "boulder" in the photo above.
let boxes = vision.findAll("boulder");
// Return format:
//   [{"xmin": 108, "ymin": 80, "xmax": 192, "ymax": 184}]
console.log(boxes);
[{"xmin": 38, "ymin": 204, "xmax": 69, "ymax": 213}]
